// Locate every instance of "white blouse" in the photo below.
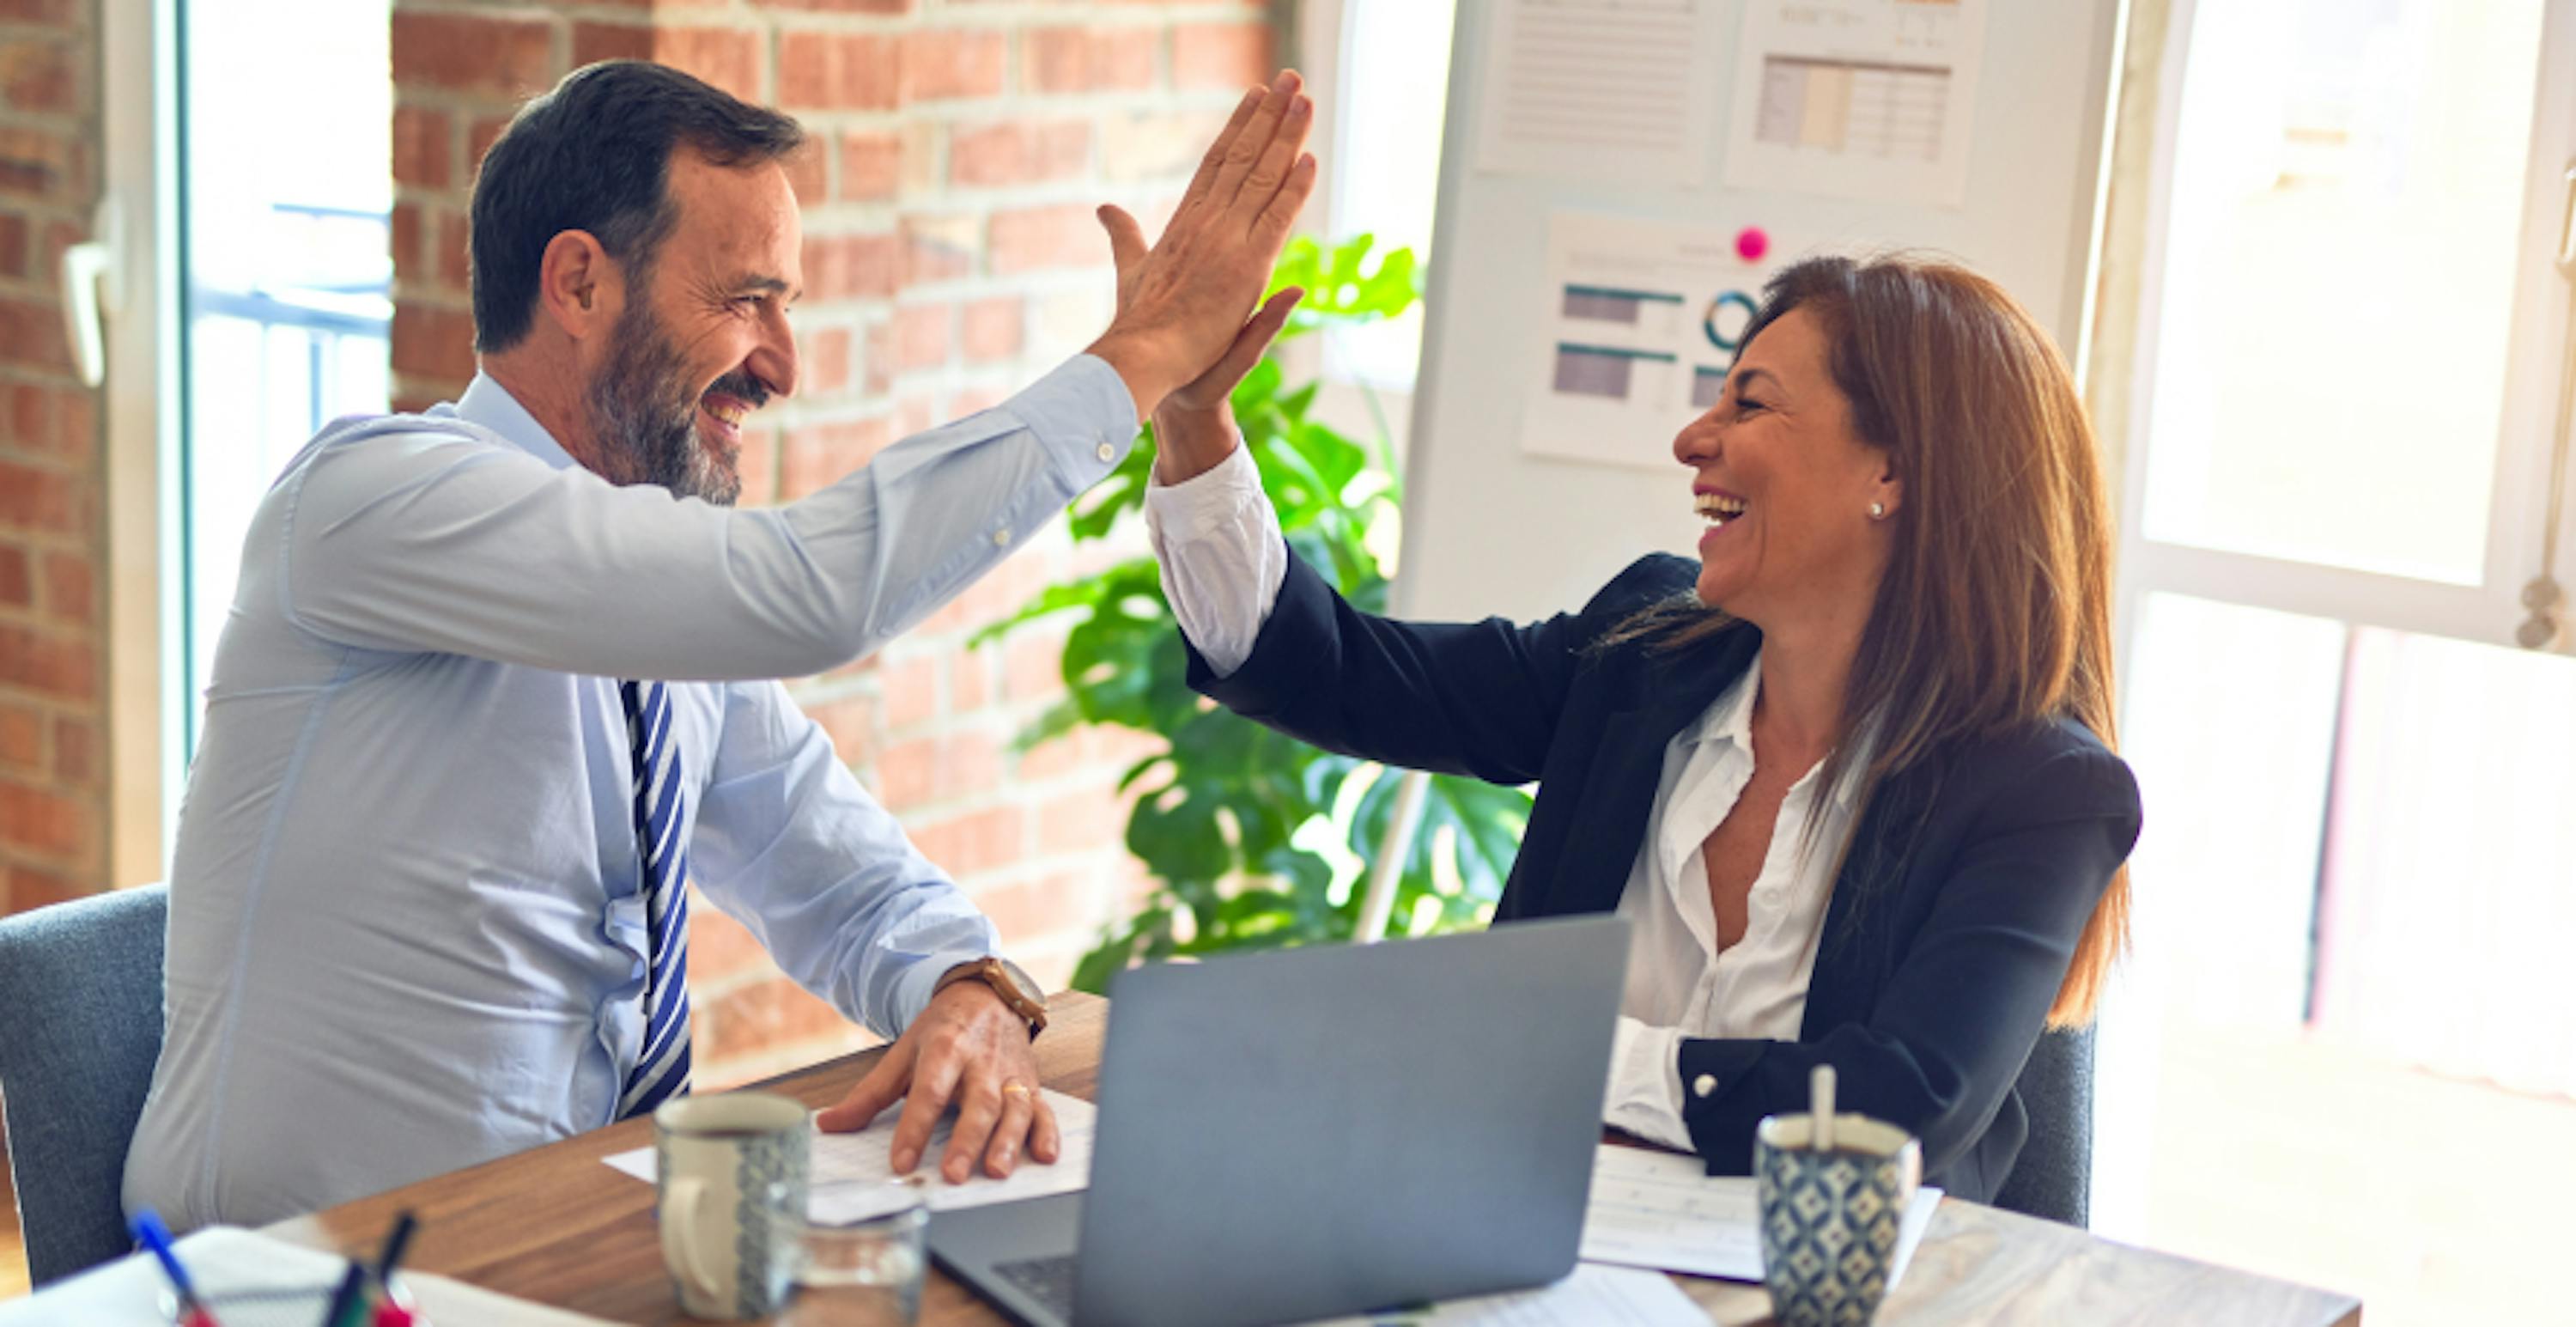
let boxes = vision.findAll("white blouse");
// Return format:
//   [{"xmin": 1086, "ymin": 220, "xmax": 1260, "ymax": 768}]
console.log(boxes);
[{"xmin": 1144, "ymin": 442, "xmax": 1857, "ymax": 1149}]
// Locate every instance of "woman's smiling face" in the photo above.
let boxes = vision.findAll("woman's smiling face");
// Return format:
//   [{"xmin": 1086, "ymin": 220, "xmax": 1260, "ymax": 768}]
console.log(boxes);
[{"xmin": 1672, "ymin": 307, "xmax": 1903, "ymax": 625}]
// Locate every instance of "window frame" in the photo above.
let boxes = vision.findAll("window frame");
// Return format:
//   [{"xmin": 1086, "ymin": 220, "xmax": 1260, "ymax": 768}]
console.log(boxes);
[
  {"xmin": 2110, "ymin": 0, "xmax": 2576, "ymax": 667},
  {"xmin": 101, "ymin": 0, "xmax": 184, "ymax": 887}
]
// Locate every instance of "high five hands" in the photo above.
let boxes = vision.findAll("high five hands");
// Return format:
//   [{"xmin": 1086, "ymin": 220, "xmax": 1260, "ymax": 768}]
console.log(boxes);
[
  {"xmin": 812, "ymin": 74, "xmax": 1322, "ymax": 1187},
  {"xmin": 1086, "ymin": 70, "xmax": 1317, "ymax": 422}
]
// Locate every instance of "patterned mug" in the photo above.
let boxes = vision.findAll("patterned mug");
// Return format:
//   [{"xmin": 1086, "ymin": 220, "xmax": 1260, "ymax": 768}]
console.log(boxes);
[
  {"xmin": 1753, "ymin": 1111, "xmax": 1923, "ymax": 1327},
  {"xmin": 654, "ymin": 1092, "xmax": 812, "ymax": 1321}
]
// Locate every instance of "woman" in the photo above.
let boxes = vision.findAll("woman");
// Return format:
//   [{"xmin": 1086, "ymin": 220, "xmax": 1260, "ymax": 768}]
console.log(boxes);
[{"xmin": 1140, "ymin": 254, "xmax": 2140, "ymax": 1205}]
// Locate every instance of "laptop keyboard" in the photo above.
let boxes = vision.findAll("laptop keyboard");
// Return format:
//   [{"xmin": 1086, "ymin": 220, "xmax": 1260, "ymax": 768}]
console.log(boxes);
[{"xmin": 995, "ymin": 1252, "xmax": 1080, "ymax": 1318}]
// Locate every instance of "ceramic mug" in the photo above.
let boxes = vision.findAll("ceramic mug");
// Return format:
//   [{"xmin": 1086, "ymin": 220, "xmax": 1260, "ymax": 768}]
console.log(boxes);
[
  {"xmin": 1753, "ymin": 1111, "xmax": 1923, "ymax": 1327},
  {"xmin": 654, "ymin": 1092, "xmax": 811, "ymax": 1321}
]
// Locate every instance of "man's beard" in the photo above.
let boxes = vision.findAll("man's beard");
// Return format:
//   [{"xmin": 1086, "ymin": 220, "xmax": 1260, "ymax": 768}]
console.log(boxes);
[{"xmin": 583, "ymin": 302, "xmax": 762, "ymax": 506}]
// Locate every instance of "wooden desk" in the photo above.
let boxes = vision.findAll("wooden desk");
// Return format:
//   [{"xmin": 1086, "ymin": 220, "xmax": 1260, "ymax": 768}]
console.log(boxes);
[{"xmin": 265, "ymin": 991, "xmax": 2360, "ymax": 1325}]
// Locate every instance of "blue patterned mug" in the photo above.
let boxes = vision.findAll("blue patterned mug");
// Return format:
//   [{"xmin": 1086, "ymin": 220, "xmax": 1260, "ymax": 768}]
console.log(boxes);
[
  {"xmin": 1753, "ymin": 1111, "xmax": 1923, "ymax": 1327},
  {"xmin": 654, "ymin": 1092, "xmax": 812, "ymax": 1321}
]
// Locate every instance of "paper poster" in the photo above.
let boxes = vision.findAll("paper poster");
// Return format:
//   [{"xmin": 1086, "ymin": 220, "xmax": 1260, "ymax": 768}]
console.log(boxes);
[
  {"xmin": 1722, "ymin": 0, "xmax": 1989, "ymax": 206},
  {"xmin": 1473, "ymin": 0, "xmax": 1726, "ymax": 186},
  {"xmin": 1523, "ymin": 210, "xmax": 1787, "ymax": 472}
]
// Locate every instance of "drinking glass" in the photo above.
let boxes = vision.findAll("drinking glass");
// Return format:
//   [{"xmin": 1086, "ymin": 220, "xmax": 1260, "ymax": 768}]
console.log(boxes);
[{"xmin": 782, "ymin": 1175, "xmax": 929, "ymax": 1327}]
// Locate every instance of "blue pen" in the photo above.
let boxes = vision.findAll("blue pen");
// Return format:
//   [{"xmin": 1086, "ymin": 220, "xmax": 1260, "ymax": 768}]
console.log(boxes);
[{"xmin": 130, "ymin": 1210, "xmax": 223, "ymax": 1327}]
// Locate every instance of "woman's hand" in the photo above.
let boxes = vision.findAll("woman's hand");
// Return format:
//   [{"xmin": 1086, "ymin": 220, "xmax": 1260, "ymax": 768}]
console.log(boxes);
[
  {"xmin": 1087, "ymin": 73, "xmax": 1315, "ymax": 423},
  {"xmin": 1151, "ymin": 285, "xmax": 1303, "ymax": 485}
]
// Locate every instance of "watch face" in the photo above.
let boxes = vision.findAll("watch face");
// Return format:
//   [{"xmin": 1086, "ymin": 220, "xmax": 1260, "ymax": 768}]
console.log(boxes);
[{"xmin": 996, "ymin": 959, "xmax": 1044, "ymax": 1006}]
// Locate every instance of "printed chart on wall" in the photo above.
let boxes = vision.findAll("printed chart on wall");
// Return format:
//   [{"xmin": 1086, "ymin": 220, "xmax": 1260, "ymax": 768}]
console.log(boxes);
[
  {"xmin": 1526, "ymin": 211, "xmax": 1786, "ymax": 472},
  {"xmin": 1473, "ymin": 0, "xmax": 1728, "ymax": 186},
  {"xmin": 1723, "ymin": 0, "xmax": 1990, "ymax": 206}
]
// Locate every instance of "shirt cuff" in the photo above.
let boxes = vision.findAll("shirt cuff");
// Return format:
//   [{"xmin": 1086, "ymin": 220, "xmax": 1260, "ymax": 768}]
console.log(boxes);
[
  {"xmin": 1145, "ymin": 435, "xmax": 1264, "ymax": 536},
  {"xmin": 1605, "ymin": 1016, "xmax": 1696, "ymax": 1151},
  {"xmin": 890, "ymin": 947, "xmax": 1008, "ymax": 1032},
  {"xmin": 1005, "ymin": 354, "xmax": 1143, "ymax": 493},
  {"xmin": 1145, "ymin": 442, "xmax": 1286, "ymax": 678}
]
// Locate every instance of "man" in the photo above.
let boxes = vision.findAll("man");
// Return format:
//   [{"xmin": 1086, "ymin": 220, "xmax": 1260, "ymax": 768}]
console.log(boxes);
[{"xmin": 125, "ymin": 60, "xmax": 1316, "ymax": 1231}]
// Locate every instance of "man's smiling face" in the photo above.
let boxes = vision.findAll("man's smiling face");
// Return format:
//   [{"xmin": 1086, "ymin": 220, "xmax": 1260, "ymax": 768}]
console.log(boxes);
[{"xmin": 581, "ymin": 145, "xmax": 804, "ymax": 505}]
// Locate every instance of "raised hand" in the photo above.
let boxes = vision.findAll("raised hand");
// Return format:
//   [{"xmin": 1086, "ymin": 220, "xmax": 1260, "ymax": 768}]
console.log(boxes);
[
  {"xmin": 1148, "ymin": 285, "xmax": 1301, "ymax": 484},
  {"xmin": 1085, "ymin": 70, "xmax": 1319, "ymax": 420}
]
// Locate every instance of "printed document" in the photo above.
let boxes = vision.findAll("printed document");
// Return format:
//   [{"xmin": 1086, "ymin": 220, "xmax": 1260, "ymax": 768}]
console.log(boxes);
[
  {"xmin": 1473, "ymin": 0, "xmax": 1726, "ymax": 186},
  {"xmin": 1722, "ymin": 0, "xmax": 1990, "ymax": 205},
  {"xmin": 602, "ymin": 1087, "xmax": 1097, "ymax": 1225},
  {"xmin": 1582, "ymin": 1142, "xmax": 1942, "ymax": 1284},
  {"xmin": 1298, "ymin": 1262, "xmax": 1708, "ymax": 1326}
]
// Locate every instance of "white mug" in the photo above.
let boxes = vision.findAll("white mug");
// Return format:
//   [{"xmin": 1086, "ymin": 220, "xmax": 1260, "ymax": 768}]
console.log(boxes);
[{"xmin": 653, "ymin": 1092, "xmax": 811, "ymax": 1321}]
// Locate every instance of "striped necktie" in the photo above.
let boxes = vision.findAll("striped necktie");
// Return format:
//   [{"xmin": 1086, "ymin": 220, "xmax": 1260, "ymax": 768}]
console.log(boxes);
[{"xmin": 617, "ymin": 679, "xmax": 694, "ymax": 1120}]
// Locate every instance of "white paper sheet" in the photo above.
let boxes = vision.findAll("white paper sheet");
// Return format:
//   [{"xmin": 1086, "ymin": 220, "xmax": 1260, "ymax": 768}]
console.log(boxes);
[
  {"xmin": 1297, "ymin": 1262, "xmax": 1709, "ymax": 1327},
  {"xmin": 1525, "ymin": 210, "xmax": 1789, "ymax": 471},
  {"xmin": 1581, "ymin": 1143, "xmax": 1942, "ymax": 1285},
  {"xmin": 1722, "ymin": 0, "xmax": 1990, "ymax": 206},
  {"xmin": 0, "ymin": 1226, "xmax": 619, "ymax": 1326},
  {"xmin": 602, "ymin": 1088, "xmax": 1097, "ymax": 1225},
  {"xmin": 1473, "ymin": 0, "xmax": 1727, "ymax": 186}
]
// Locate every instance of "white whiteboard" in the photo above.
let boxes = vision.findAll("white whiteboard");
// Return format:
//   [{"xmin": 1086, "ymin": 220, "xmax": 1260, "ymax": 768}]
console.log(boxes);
[{"xmin": 1397, "ymin": 0, "xmax": 2123, "ymax": 623}]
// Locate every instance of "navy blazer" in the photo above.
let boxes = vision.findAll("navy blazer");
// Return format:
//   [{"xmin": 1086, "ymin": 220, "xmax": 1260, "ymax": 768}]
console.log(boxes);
[{"xmin": 1185, "ymin": 550, "xmax": 2142, "ymax": 1202}]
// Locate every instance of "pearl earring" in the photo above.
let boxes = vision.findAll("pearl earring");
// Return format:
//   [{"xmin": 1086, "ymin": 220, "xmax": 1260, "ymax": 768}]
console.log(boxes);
[{"xmin": 1868, "ymin": 502, "xmax": 1886, "ymax": 520}]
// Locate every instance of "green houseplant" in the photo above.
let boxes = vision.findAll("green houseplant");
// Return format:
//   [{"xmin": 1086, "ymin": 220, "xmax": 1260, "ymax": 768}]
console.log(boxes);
[{"xmin": 975, "ymin": 235, "xmax": 1534, "ymax": 993}]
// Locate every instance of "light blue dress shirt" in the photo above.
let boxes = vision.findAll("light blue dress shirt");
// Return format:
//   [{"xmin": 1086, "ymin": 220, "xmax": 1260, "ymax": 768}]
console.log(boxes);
[{"xmin": 125, "ymin": 356, "xmax": 1136, "ymax": 1232}]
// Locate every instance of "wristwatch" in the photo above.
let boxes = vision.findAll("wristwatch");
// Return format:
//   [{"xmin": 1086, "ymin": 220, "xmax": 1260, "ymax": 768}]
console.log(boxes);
[{"xmin": 935, "ymin": 955, "xmax": 1049, "ymax": 1038}]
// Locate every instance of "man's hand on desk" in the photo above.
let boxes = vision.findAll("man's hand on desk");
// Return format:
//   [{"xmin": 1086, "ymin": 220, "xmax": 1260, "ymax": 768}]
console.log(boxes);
[{"xmin": 815, "ymin": 979, "xmax": 1060, "ymax": 1183}]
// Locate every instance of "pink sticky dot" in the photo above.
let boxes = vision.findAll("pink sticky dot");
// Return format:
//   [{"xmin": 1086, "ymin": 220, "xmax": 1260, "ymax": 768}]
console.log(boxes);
[{"xmin": 1735, "ymin": 227, "xmax": 1770, "ymax": 263}]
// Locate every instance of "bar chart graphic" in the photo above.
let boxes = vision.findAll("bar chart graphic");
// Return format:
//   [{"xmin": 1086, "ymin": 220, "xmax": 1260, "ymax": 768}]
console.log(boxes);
[
  {"xmin": 1563, "ymin": 283, "xmax": 1686, "ymax": 329},
  {"xmin": 1527, "ymin": 212, "xmax": 1785, "ymax": 472},
  {"xmin": 1692, "ymin": 365, "xmax": 1733, "ymax": 410},
  {"xmin": 1553, "ymin": 342, "xmax": 1680, "ymax": 401}
]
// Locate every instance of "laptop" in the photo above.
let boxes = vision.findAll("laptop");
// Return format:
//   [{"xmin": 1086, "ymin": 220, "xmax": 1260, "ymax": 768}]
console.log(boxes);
[{"xmin": 929, "ymin": 915, "xmax": 1631, "ymax": 1327}]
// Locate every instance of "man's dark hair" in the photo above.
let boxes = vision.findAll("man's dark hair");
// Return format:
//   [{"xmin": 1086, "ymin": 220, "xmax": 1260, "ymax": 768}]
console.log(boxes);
[{"xmin": 469, "ymin": 61, "xmax": 805, "ymax": 353}]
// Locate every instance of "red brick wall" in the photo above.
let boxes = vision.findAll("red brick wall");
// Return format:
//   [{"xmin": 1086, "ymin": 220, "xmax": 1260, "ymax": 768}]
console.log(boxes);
[
  {"xmin": 388, "ymin": 0, "xmax": 1278, "ymax": 1087},
  {"xmin": 0, "ymin": 0, "xmax": 102, "ymax": 919}
]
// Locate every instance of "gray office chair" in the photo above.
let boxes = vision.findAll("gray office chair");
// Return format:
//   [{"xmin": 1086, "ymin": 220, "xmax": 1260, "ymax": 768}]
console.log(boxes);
[
  {"xmin": 1991, "ymin": 1025, "xmax": 2094, "ymax": 1227},
  {"xmin": 0, "ymin": 883, "xmax": 167, "ymax": 1287}
]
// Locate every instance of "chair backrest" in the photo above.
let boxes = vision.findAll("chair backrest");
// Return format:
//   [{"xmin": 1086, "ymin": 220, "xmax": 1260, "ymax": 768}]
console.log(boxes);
[
  {"xmin": 0, "ymin": 884, "xmax": 168, "ymax": 1287},
  {"xmin": 1991, "ymin": 1025, "xmax": 2094, "ymax": 1227}
]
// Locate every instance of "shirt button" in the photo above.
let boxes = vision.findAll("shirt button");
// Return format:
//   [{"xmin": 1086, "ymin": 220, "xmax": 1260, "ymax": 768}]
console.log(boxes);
[
  {"xmin": 1096, "ymin": 441, "xmax": 1115, "ymax": 462},
  {"xmin": 1693, "ymin": 1074, "xmax": 1718, "ymax": 1099},
  {"xmin": 993, "ymin": 527, "xmax": 1012, "ymax": 547}
]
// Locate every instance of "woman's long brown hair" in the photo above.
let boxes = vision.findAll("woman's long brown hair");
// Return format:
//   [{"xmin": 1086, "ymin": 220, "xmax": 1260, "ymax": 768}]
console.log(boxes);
[{"xmin": 1621, "ymin": 254, "xmax": 2128, "ymax": 1027}]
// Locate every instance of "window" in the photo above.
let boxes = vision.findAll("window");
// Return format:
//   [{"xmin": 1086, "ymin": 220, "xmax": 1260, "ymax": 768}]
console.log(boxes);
[
  {"xmin": 1320, "ymin": 0, "xmax": 1459, "ymax": 391},
  {"xmin": 2136, "ymin": 0, "xmax": 2546, "ymax": 585},
  {"xmin": 2098, "ymin": 2, "xmax": 2576, "ymax": 1318},
  {"xmin": 177, "ymin": 0, "xmax": 394, "ymax": 752}
]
